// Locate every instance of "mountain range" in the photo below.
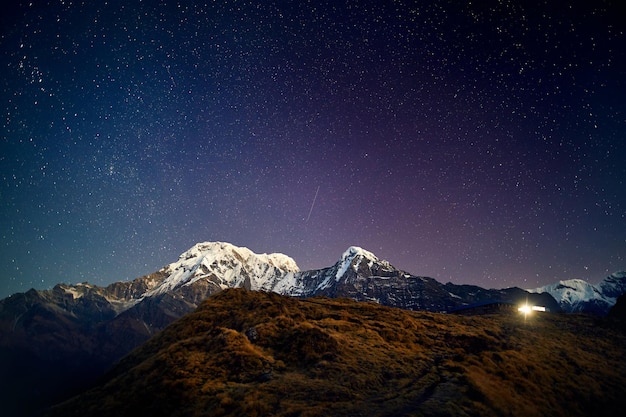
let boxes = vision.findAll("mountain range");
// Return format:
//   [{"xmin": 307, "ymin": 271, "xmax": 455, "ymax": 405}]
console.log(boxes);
[
  {"xmin": 45, "ymin": 289, "xmax": 626, "ymax": 417},
  {"xmin": 0, "ymin": 241, "xmax": 624, "ymax": 416}
]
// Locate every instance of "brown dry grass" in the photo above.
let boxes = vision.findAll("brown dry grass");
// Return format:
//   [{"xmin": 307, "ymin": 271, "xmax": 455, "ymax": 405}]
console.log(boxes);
[{"xmin": 47, "ymin": 289, "xmax": 626, "ymax": 417}]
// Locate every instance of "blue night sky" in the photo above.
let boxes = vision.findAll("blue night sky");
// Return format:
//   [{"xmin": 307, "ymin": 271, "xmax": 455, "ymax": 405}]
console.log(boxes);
[{"xmin": 1, "ymin": 0, "xmax": 625, "ymax": 299}]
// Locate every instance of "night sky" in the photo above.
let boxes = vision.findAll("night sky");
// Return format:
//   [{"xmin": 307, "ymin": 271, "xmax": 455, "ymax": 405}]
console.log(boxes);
[{"xmin": 1, "ymin": 0, "xmax": 625, "ymax": 299}]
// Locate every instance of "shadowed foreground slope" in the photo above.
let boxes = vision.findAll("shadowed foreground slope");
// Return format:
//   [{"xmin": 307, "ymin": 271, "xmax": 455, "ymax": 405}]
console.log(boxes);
[{"xmin": 48, "ymin": 289, "xmax": 626, "ymax": 417}]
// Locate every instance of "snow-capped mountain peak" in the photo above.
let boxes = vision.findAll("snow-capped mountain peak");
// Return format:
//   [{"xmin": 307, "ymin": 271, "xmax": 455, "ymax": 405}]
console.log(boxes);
[
  {"xmin": 336, "ymin": 246, "xmax": 378, "ymax": 278},
  {"xmin": 147, "ymin": 242, "xmax": 299, "ymax": 295},
  {"xmin": 339, "ymin": 246, "xmax": 378, "ymax": 263},
  {"xmin": 176, "ymin": 242, "xmax": 299, "ymax": 271},
  {"xmin": 527, "ymin": 272, "xmax": 626, "ymax": 314},
  {"xmin": 330, "ymin": 246, "xmax": 396, "ymax": 283},
  {"xmin": 530, "ymin": 279, "xmax": 604, "ymax": 304}
]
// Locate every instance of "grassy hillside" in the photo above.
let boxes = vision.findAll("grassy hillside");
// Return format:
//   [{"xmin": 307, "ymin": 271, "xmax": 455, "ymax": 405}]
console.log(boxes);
[{"xmin": 47, "ymin": 289, "xmax": 626, "ymax": 417}]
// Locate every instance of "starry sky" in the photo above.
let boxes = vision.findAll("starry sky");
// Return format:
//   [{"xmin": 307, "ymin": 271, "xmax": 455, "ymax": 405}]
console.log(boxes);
[{"xmin": 1, "ymin": 0, "xmax": 625, "ymax": 299}]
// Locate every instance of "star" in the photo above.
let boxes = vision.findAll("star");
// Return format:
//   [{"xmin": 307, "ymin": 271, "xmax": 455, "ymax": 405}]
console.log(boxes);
[{"xmin": 0, "ymin": 0, "xmax": 624, "ymax": 298}]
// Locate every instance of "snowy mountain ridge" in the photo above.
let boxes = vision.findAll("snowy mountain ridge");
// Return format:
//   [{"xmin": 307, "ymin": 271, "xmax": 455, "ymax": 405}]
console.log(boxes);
[
  {"xmin": 318, "ymin": 246, "xmax": 383, "ymax": 291},
  {"xmin": 335, "ymin": 246, "xmax": 383, "ymax": 280},
  {"xmin": 147, "ymin": 241, "xmax": 300, "ymax": 296},
  {"xmin": 527, "ymin": 272, "xmax": 626, "ymax": 314},
  {"xmin": 17, "ymin": 241, "xmax": 624, "ymax": 316},
  {"xmin": 143, "ymin": 242, "xmax": 388, "ymax": 299},
  {"xmin": 599, "ymin": 271, "xmax": 626, "ymax": 298}
]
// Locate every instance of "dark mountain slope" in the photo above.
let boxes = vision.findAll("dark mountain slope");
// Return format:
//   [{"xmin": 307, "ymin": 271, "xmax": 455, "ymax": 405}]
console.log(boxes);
[{"xmin": 48, "ymin": 289, "xmax": 626, "ymax": 417}]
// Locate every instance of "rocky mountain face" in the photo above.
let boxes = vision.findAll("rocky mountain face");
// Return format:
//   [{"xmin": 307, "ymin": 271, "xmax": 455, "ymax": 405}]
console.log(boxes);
[
  {"xmin": 0, "ymin": 241, "xmax": 615, "ymax": 416},
  {"xmin": 270, "ymin": 246, "xmax": 560, "ymax": 312},
  {"xmin": 527, "ymin": 272, "xmax": 626, "ymax": 315},
  {"xmin": 0, "ymin": 274, "xmax": 164, "ymax": 417},
  {"xmin": 45, "ymin": 289, "xmax": 626, "ymax": 417}
]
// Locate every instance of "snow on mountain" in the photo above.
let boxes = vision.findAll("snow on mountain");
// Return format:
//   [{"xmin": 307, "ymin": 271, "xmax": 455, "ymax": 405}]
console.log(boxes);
[
  {"xmin": 318, "ymin": 246, "xmax": 379, "ymax": 291},
  {"xmin": 268, "ymin": 270, "xmax": 301, "ymax": 295},
  {"xmin": 335, "ymin": 246, "xmax": 379, "ymax": 279},
  {"xmin": 268, "ymin": 245, "xmax": 394, "ymax": 296},
  {"xmin": 528, "ymin": 279, "xmax": 607, "ymax": 307},
  {"xmin": 55, "ymin": 282, "xmax": 144, "ymax": 314},
  {"xmin": 146, "ymin": 242, "xmax": 300, "ymax": 296},
  {"xmin": 598, "ymin": 271, "xmax": 626, "ymax": 299},
  {"xmin": 527, "ymin": 272, "xmax": 626, "ymax": 313}
]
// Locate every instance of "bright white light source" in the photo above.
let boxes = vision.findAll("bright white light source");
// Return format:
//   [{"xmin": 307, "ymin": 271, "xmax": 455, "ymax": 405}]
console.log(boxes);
[{"xmin": 519, "ymin": 305, "xmax": 546, "ymax": 315}]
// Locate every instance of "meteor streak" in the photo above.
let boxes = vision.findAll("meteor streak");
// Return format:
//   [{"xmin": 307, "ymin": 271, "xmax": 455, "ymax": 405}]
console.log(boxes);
[{"xmin": 305, "ymin": 185, "xmax": 320, "ymax": 222}]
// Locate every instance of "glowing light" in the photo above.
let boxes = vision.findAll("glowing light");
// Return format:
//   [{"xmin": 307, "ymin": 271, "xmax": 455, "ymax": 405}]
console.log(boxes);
[{"xmin": 518, "ymin": 305, "xmax": 546, "ymax": 316}]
